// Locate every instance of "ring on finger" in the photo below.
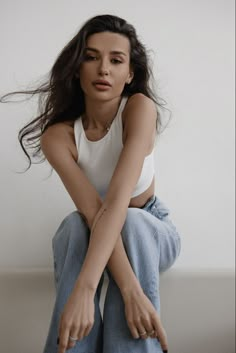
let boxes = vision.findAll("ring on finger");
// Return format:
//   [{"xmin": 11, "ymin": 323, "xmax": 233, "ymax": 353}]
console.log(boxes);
[
  {"xmin": 69, "ymin": 336, "xmax": 78, "ymax": 342},
  {"xmin": 139, "ymin": 331, "xmax": 147, "ymax": 336},
  {"xmin": 148, "ymin": 330, "xmax": 155, "ymax": 336}
]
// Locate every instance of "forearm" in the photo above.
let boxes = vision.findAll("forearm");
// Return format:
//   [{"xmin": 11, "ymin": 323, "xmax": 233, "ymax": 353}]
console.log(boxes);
[
  {"xmin": 107, "ymin": 236, "xmax": 142, "ymax": 297},
  {"xmin": 76, "ymin": 202, "xmax": 141, "ymax": 295}
]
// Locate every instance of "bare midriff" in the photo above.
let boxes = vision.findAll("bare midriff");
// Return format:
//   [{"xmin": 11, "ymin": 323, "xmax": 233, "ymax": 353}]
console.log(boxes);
[{"xmin": 128, "ymin": 177, "xmax": 155, "ymax": 208}]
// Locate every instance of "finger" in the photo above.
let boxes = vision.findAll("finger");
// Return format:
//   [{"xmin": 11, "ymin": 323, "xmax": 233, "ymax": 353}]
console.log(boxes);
[
  {"xmin": 67, "ymin": 328, "xmax": 78, "ymax": 350},
  {"xmin": 141, "ymin": 318, "xmax": 155, "ymax": 339},
  {"xmin": 76, "ymin": 317, "xmax": 93, "ymax": 341},
  {"xmin": 147, "ymin": 327, "xmax": 157, "ymax": 338},
  {"xmin": 58, "ymin": 326, "xmax": 70, "ymax": 353},
  {"xmin": 126, "ymin": 320, "xmax": 140, "ymax": 339},
  {"xmin": 139, "ymin": 331, "xmax": 148, "ymax": 340},
  {"xmin": 77, "ymin": 326, "xmax": 87, "ymax": 341},
  {"xmin": 83, "ymin": 321, "xmax": 94, "ymax": 338},
  {"xmin": 152, "ymin": 316, "xmax": 168, "ymax": 351},
  {"xmin": 158, "ymin": 327, "xmax": 168, "ymax": 352},
  {"xmin": 137, "ymin": 325, "xmax": 148, "ymax": 340}
]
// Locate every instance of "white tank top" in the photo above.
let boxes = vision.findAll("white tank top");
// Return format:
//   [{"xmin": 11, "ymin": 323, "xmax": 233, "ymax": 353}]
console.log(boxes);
[{"xmin": 74, "ymin": 96, "xmax": 155, "ymax": 200}]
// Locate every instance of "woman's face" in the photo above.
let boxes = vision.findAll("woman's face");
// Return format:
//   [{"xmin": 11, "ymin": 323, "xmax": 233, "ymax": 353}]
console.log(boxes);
[{"xmin": 79, "ymin": 32, "xmax": 133, "ymax": 102}]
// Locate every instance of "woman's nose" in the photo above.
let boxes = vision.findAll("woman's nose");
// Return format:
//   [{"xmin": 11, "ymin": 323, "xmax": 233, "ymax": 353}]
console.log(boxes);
[
  {"xmin": 98, "ymin": 60, "xmax": 110, "ymax": 76},
  {"xmin": 99, "ymin": 68, "xmax": 109, "ymax": 76}
]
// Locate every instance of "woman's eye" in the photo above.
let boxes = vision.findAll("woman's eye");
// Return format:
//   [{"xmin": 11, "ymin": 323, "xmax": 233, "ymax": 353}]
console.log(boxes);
[
  {"xmin": 111, "ymin": 58, "xmax": 122, "ymax": 64},
  {"xmin": 84, "ymin": 55, "xmax": 97, "ymax": 61}
]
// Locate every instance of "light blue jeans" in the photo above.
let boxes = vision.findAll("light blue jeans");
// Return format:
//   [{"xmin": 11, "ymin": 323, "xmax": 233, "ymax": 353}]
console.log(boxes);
[{"xmin": 43, "ymin": 195, "xmax": 181, "ymax": 353}]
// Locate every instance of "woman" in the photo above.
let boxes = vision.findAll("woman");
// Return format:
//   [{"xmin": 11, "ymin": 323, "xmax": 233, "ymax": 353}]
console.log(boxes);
[{"xmin": 1, "ymin": 14, "xmax": 181, "ymax": 353}]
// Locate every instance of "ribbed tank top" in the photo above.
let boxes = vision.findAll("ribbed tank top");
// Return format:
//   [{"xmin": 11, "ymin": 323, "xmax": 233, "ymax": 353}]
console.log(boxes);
[{"xmin": 74, "ymin": 96, "xmax": 155, "ymax": 200}]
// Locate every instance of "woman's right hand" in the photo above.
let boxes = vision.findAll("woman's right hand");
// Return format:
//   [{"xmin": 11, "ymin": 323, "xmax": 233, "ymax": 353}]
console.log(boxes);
[{"xmin": 122, "ymin": 287, "xmax": 168, "ymax": 352}]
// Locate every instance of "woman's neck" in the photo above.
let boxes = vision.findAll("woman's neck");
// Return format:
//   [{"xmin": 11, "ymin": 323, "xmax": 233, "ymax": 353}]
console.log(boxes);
[{"xmin": 83, "ymin": 96, "xmax": 122, "ymax": 130}]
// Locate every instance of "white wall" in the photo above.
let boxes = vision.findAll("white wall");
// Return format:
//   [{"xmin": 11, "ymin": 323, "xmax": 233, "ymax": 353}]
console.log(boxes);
[{"xmin": 0, "ymin": 0, "xmax": 234, "ymax": 270}]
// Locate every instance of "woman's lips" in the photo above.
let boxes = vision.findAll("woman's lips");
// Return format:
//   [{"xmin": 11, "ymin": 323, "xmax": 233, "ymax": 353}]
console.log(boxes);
[
  {"xmin": 93, "ymin": 79, "xmax": 111, "ymax": 86},
  {"xmin": 93, "ymin": 82, "xmax": 112, "ymax": 90},
  {"xmin": 94, "ymin": 85, "xmax": 111, "ymax": 90}
]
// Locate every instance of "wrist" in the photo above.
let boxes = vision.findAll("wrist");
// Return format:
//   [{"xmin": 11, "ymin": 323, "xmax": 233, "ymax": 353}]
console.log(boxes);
[
  {"xmin": 74, "ymin": 275, "xmax": 97, "ymax": 296},
  {"xmin": 120, "ymin": 280, "xmax": 143, "ymax": 301}
]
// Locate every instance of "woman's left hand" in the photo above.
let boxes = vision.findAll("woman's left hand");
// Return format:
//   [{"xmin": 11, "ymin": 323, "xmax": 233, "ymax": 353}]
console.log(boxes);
[{"xmin": 57, "ymin": 285, "xmax": 95, "ymax": 353}]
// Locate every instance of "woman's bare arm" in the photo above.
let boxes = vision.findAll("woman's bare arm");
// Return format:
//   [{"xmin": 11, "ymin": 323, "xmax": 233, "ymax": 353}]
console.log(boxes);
[
  {"xmin": 85, "ymin": 206, "xmax": 142, "ymax": 295},
  {"xmin": 41, "ymin": 125, "xmax": 142, "ymax": 296},
  {"xmin": 41, "ymin": 94, "xmax": 168, "ymax": 352},
  {"xmin": 41, "ymin": 94, "xmax": 156, "ymax": 292},
  {"xmin": 71, "ymin": 93, "xmax": 157, "ymax": 291}
]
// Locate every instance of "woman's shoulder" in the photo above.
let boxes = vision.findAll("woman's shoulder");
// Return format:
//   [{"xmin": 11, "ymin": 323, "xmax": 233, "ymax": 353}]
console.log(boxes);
[
  {"xmin": 42, "ymin": 121, "xmax": 74, "ymax": 140},
  {"xmin": 41, "ymin": 121, "xmax": 77, "ymax": 160},
  {"xmin": 122, "ymin": 93, "xmax": 157, "ymax": 151},
  {"xmin": 123, "ymin": 93, "xmax": 156, "ymax": 125},
  {"xmin": 125, "ymin": 93, "xmax": 155, "ymax": 108}
]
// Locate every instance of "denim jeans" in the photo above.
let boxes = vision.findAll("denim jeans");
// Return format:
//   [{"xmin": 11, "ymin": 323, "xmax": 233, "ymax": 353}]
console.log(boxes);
[{"xmin": 43, "ymin": 195, "xmax": 181, "ymax": 353}]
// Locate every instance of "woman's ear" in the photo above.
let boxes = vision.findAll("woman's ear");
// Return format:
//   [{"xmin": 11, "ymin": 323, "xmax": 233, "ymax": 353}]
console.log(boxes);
[{"xmin": 126, "ymin": 71, "xmax": 134, "ymax": 84}]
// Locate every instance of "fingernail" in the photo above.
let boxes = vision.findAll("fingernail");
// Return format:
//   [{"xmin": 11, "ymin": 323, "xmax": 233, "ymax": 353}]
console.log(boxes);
[{"xmin": 57, "ymin": 337, "xmax": 60, "ymax": 345}]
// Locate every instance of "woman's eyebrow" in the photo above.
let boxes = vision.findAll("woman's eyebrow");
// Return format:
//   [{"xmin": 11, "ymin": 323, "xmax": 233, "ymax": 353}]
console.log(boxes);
[{"xmin": 85, "ymin": 47, "xmax": 127, "ymax": 56}]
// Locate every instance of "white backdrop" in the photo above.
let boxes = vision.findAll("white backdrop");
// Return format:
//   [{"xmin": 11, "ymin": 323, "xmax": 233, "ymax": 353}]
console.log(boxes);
[{"xmin": 0, "ymin": 0, "xmax": 234, "ymax": 270}]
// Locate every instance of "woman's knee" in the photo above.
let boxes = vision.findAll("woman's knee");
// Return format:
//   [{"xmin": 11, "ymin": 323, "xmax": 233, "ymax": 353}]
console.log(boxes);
[
  {"xmin": 121, "ymin": 208, "xmax": 181, "ymax": 271},
  {"xmin": 52, "ymin": 211, "xmax": 89, "ymax": 254},
  {"xmin": 159, "ymin": 221, "xmax": 181, "ymax": 272},
  {"xmin": 121, "ymin": 208, "xmax": 157, "ymax": 245}
]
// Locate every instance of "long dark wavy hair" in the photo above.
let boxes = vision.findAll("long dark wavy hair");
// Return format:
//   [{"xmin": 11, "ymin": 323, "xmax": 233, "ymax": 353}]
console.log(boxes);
[{"xmin": 0, "ymin": 14, "xmax": 170, "ymax": 169}]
